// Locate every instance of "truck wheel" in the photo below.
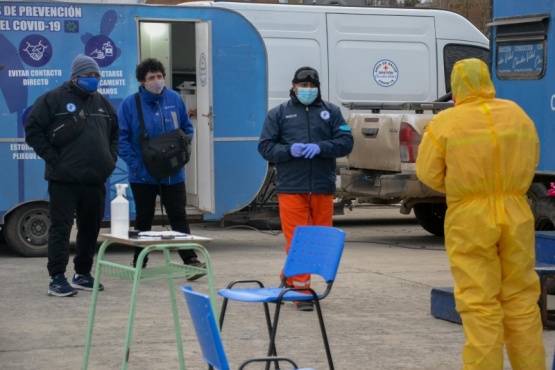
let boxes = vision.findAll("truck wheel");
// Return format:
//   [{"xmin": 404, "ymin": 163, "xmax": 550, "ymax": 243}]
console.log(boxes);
[
  {"xmin": 527, "ymin": 183, "xmax": 548, "ymax": 206},
  {"xmin": 413, "ymin": 203, "xmax": 446, "ymax": 236},
  {"xmin": 533, "ymin": 196, "xmax": 555, "ymax": 231},
  {"xmin": 5, "ymin": 203, "xmax": 50, "ymax": 257}
]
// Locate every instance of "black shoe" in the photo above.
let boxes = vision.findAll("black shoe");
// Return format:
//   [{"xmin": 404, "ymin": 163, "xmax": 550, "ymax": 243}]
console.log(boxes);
[
  {"xmin": 295, "ymin": 300, "xmax": 314, "ymax": 312},
  {"xmin": 184, "ymin": 258, "xmax": 206, "ymax": 281},
  {"xmin": 131, "ymin": 260, "xmax": 147, "ymax": 268}
]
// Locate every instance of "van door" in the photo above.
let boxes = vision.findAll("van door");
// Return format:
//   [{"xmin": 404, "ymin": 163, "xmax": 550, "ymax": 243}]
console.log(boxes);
[
  {"xmin": 193, "ymin": 21, "xmax": 215, "ymax": 213},
  {"xmin": 326, "ymin": 13, "xmax": 437, "ymax": 113}
]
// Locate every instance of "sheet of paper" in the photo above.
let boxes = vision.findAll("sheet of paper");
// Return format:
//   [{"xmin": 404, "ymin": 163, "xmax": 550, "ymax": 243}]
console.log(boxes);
[{"xmin": 138, "ymin": 231, "xmax": 189, "ymax": 237}]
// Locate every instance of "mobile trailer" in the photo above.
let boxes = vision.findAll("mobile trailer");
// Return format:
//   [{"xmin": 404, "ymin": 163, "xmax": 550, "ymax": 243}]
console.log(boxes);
[
  {"xmin": 0, "ymin": 1, "xmax": 489, "ymax": 256},
  {"xmin": 0, "ymin": 1, "xmax": 269, "ymax": 256},
  {"xmin": 489, "ymin": 0, "xmax": 555, "ymax": 229}
]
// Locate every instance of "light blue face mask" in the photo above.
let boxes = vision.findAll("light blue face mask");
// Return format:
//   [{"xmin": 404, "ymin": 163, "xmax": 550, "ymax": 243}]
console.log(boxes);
[
  {"xmin": 296, "ymin": 87, "xmax": 318, "ymax": 105},
  {"xmin": 76, "ymin": 76, "xmax": 100, "ymax": 93}
]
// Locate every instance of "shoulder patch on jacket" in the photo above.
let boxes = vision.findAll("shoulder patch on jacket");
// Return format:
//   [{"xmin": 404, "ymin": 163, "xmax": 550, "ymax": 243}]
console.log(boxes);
[{"xmin": 339, "ymin": 124, "xmax": 352, "ymax": 132}]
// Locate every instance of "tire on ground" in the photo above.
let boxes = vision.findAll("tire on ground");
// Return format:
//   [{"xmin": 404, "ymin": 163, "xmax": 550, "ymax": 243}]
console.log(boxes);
[
  {"xmin": 5, "ymin": 203, "xmax": 49, "ymax": 257},
  {"xmin": 413, "ymin": 202, "xmax": 446, "ymax": 237}
]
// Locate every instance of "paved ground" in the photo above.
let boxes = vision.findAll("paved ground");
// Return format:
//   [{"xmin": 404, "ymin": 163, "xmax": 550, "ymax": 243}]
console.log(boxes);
[{"xmin": 1, "ymin": 206, "xmax": 554, "ymax": 369}]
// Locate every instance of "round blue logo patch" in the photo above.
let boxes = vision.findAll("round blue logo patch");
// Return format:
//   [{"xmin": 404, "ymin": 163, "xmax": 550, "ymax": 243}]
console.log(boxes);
[
  {"xmin": 67, "ymin": 103, "xmax": 76, "ymax": 113},
  {"xmin": 320, "ymin": 110, "xmax": 330, "ymax": 120},
  {"xmin": 373, "ymin": 59, "xmax": 399, "ymax": 87}
]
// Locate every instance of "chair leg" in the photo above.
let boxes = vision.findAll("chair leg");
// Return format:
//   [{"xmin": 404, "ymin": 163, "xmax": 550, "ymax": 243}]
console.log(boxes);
[
  {"xmin": 314, "ymin": 299, "xmax": 334, "ymax": 370},
  {"xmin": 221, "ymin": 298, "xmax": 279, "ymax": 369},
  {"xmin": 219, "ymin": 298, "xmax": 229, "ymax": 329},
  {"xmin": 265, "ymin": 301, "xmax": 285, "ymax": 370},
  {"xmin": 263, "ymin": 303, "xmax": 278, "ymax": 356}
]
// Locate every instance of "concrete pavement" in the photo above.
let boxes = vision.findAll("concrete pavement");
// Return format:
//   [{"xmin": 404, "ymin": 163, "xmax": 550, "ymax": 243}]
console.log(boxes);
[{"xmin": 1, "ymin": 206, "xmax": 554, "ymax": 369}]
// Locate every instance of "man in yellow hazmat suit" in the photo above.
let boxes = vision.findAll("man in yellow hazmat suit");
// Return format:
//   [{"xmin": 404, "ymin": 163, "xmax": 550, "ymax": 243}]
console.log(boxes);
[{"xmin": 416, "ymin": 58, "xmax": 545, "ymax": 369}]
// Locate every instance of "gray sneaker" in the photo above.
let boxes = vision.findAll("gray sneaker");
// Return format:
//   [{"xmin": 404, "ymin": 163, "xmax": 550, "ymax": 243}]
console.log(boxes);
[
  {"xmin": 71, "ymin": 273, "xmax": 104, "ymax": 291},
  {"xmin": 48, "ymin": 274, "xmax": 78, "ymax": 297}
]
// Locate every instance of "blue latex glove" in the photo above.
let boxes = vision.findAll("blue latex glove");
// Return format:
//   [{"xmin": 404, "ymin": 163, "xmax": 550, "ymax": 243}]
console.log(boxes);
[
  {"xmin": 302, "ymin": 143, "xmax": 321, "ymax": 159},
  {"xmin": 290, "ymin": 143, "xmax": 305, "ymax": 157}
]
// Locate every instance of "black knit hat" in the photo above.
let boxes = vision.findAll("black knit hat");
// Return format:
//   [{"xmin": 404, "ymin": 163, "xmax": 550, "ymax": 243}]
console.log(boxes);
[
  {"xmin": 70, "ymin": 54, "xmax": 100, "ymax": 79},
  {"xmin": 292, "ymin": 66, "xmax": 320, "ymax": 87}
]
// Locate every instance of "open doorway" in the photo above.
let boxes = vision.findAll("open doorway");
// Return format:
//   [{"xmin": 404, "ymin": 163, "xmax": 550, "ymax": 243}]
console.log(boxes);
[{"xmin": 138, "ymin": 20, "xmax": 215, "ymax": 215}]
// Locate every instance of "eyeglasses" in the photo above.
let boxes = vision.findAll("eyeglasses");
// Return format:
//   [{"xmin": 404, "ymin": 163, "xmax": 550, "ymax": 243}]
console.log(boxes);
[{"xmin": 296, "ymin": 69, "xmax": 319, "ymax": 80}]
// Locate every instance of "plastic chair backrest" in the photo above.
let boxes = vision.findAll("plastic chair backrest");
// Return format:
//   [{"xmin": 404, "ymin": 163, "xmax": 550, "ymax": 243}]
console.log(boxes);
[
  {"xmin": 283, "ymin": 226, "xmax": 346, "ymax": 283},
  {"xmin": 182, "ymin": 286, "xmax": 230, "ymax": 370}
]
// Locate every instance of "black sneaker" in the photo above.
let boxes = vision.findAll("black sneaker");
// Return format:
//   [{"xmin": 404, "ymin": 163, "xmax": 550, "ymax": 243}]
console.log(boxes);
[
  {"xmin": 71, "ymin": 273, "xmax": 104, "ymax": 291},
  {"xmin": 48, "ymin": 274, "xmax": 78, "ymax": 297},
  {"xmin": 184, "ymin": 259, "xmax": 206, "ymax": 281},
  {"xmin": 295, "ymin": 300, "xmax": 314, "ymax": 312}
]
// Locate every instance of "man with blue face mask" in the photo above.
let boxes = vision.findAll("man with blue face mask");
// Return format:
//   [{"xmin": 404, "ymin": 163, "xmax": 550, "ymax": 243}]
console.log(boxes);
[
  {"xmin": 258, "ymin": 66, "xmax": 354, "ymax": 311},
  {"xmin": 25, "ymin": 54, "xmax": 119, "ymax": 297}
]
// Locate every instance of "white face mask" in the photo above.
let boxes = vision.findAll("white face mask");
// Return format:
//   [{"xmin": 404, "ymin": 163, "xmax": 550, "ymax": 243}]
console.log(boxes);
[{"xmin": 144, "ymin": 79, "xmax": 165, "ymax": 95}]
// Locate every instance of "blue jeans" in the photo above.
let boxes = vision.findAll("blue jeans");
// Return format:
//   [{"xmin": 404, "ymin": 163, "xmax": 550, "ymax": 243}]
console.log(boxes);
[{"xmin": 130, "ymin": 181, "xmax": 196, "ymax": 266}]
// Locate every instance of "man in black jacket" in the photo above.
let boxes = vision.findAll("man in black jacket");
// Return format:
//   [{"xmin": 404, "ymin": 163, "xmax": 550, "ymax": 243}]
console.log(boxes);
[
  {"xmin": 258, "ymin": 66, "xmax": 353, "ymax": 311},
  {"xmin": 25, "ymin": 54, "xmax": 119, "ymax": 297}
]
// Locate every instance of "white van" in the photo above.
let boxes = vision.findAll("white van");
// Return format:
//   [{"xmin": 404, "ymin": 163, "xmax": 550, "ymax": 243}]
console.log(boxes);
[{"xmin": 187, "ymin": 2, "xmax": 489, "ymax": 114}]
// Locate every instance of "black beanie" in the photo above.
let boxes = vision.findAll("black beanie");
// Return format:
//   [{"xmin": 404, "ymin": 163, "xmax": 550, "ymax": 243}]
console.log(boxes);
[{"xmin": 292, "ymin": 66, "xmax": 320, "ymax": 87}]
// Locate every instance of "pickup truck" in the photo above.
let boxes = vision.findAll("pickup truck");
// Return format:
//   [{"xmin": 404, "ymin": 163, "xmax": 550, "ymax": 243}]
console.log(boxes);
[{"xmin": 338, "ymin": 101, "xmax": 548, "ymax": 236}]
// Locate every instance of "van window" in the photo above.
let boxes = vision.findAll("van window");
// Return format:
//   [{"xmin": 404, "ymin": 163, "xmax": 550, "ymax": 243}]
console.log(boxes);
[
  {"xmin": 443, "ymin": 44, "xmax": 489, "ymax": 92},
  {"xmin": 494, "ymin": 20, "xmax": 547, "ymax": 80}
]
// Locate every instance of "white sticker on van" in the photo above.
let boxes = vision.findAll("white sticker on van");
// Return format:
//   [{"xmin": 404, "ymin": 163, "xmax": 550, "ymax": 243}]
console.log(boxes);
[{"xmin": 373, "ymin": 60, "xmax": 399, "ymax": 87}]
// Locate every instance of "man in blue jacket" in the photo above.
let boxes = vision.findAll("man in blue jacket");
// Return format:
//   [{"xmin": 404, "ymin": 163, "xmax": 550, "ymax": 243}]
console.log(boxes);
[
  {"xmin": 258, "ymin": 66, "xmax": 353, "ymax": 311},
  {"xmin": 118, "ymin": 58, "xmax": 204, "ymax": 277}
]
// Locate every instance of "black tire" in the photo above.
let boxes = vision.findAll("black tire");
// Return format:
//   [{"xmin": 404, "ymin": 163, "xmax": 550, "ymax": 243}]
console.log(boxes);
[
  {"xmin": 413, "ymin": 202, "xmax": 446, "ymax": 236},
  {"xmin": 526, "ymin": 183, "xmax": 548, "ymax": 207},
  {"xmin": 5, "ymin": 203, "xmax": 50, "ymax": 257},
  {"xmin": 533, "ymin": 196, "xmax": 555, "ymax": 231}
]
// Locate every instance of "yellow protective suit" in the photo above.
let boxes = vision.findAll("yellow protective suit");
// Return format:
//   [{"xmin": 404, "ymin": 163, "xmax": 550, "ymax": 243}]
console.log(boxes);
[{"xmin": 416, "ymin": 58, "xmax": 545, "ymax": 370}]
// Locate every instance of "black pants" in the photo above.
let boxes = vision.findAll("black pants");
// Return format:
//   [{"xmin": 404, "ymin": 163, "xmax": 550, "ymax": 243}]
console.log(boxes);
[
  {"xmin": 130, "ymin": 181, "xmax": 196, "ymax": 266},
  {"xmin": 47, "ymin": 182, "xmax": 106, "ymax": 277}
]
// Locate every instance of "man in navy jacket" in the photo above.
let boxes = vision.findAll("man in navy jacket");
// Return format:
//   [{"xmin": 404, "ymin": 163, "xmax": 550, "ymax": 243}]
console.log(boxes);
[{"xmin": 258, "ymin": 66, "xmax": 353, "ymax": 311}]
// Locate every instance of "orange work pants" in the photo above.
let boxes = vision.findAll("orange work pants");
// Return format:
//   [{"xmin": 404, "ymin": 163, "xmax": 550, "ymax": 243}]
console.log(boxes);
[{"xmin": 278, "ymin": 193, "xmax": 334, "ymax": 289}]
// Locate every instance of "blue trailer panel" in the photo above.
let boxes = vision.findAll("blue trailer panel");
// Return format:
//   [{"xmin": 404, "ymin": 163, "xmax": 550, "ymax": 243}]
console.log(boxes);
[{"xmin": 0, "ymin": 2, "xmax": 268, "ymax": 255}]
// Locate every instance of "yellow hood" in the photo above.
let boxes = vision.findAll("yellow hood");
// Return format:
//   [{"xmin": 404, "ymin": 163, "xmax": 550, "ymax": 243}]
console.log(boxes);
[{"xmin": 451, "ymin": 58, "xmax": 495, "ymax": 105}]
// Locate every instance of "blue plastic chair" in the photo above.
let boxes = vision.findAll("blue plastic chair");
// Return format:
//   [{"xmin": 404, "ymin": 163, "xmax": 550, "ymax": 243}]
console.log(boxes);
[
  {"xmin": 182, "ymin": 286, "xmax": 312, "ymax": 370},
  {"xmin": 218, "ymin": 226, "xmax": 346, "ymax": 370}
]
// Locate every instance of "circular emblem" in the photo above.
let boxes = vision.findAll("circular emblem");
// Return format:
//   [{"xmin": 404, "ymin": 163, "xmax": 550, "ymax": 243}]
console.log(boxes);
[
  {"xmin": 199, "ymin": 53, "xmax": 207, "ymax": 87},
  {"xmin": 22, "ymin": 106, "xmax": 33, "ymax": 127},
  {"xmin": 66, "ymin": 103, "xmax": 77, "ymax": 113},
  {"xmin": 373, "ymin": 59, "xmax": 399, "ymax": 87},
  {"xmin": 320, "ymin": 110, "xmax": 330, "ymax": 120},
  {"xmin": 19, "ymin": 35, "xmax": 53, "ymax": 67},
  {"xmin": 84, "ymin": 35, "xmax": 117, "ymax": 68}
]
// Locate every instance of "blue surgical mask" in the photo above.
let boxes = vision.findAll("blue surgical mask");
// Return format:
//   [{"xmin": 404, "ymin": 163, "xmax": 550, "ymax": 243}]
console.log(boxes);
[
  {"xmin": 296, "ymin": 87, "xmax": 318, "ymax": 105},
  {"xmin": 76, "ymin": 76, "xmax": 100, "ymax": 93}
]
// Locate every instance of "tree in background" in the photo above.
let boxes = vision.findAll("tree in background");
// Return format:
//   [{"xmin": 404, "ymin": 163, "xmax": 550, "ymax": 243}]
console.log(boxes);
[
  {"xmin": 365, "ymin": 0, "xmax": 489, "ymax": 37},
  {"xmin": 413, "ymin": 0, "xmax": 490, "ymax": 36}
]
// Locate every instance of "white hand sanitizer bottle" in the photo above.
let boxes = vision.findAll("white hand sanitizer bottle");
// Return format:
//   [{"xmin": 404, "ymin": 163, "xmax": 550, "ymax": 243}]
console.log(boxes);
[{"xmin": 111, "ymin": 183, "xmax": 129, "ymax": 237}]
